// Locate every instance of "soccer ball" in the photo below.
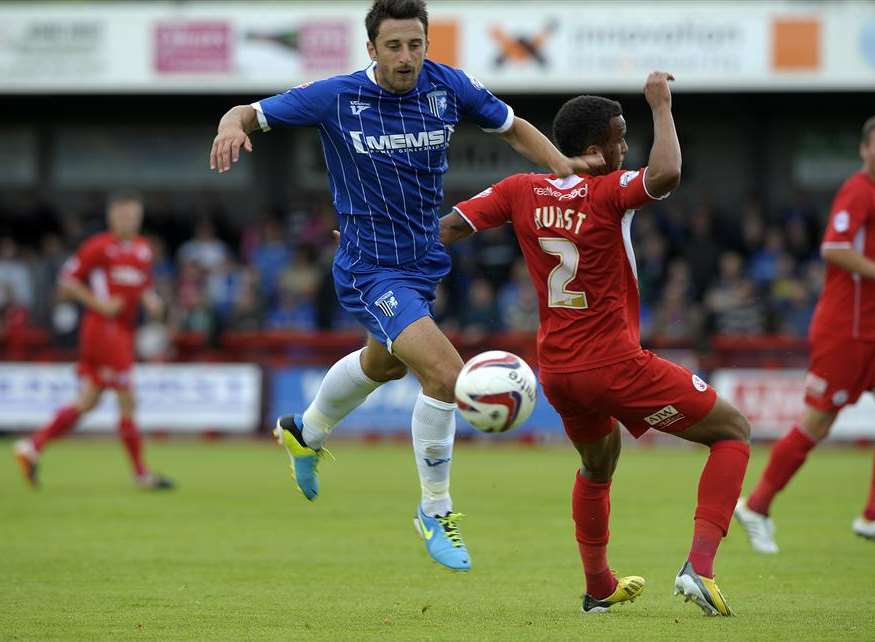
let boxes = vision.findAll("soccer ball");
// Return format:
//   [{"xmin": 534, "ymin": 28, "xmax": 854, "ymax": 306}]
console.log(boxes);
[{"xmin": 454, "ymin": 351, "xmax": 537, "ymax": 433}]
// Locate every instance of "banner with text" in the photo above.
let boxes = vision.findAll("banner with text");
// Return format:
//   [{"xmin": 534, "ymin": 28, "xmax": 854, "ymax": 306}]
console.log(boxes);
[
  {"xmin": 0, "ymin": 2, "xmax": 874, "ymax": 92},
  {"xmin": 270, "ymin": 367, "xmax": 564, "ymax": 437},
  {"xmin": 0, "ymin": 363, "xmax": 261, "ymax": 433},
  {"xmin": 712, "ymin": 369, "xmax": 875, "ymax": 440}
]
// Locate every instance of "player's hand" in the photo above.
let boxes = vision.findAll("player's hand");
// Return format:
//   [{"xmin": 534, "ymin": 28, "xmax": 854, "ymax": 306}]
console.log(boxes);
[
  {"xmin": 332, "ymin": 230, "xmax": 340, "ymax": 246},
  {"xmin": 142, "ymin": 290, "xmax": 165, "ymax": 320},
  {"xmin": 644, "ymin": 71, "xmax": 675, "ymax": 109},
  {"xmin": 97, "ymin": 296, "xmax": 124, "ymax": 318},
  {"xmin": 553, "ymin": 151, "xmax": 606, "ymax": 177},
  {"xmin": 210, "ymin": 128, "xmax": 253, "ymax": 173}
]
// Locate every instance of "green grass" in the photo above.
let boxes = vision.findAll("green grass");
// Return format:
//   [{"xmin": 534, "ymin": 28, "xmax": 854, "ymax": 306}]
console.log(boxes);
[{"xmin": 1, "ymin": 438, "xmax": 874, "ymax": 641}]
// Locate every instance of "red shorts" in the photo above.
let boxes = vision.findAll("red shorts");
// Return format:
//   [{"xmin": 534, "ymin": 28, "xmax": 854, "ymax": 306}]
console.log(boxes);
[
  {"xmin": 540, "ymin": 350, "xmax": 718, "ymax": 444},
  {"xmin": 804, "ymin": 333, "xmax": 875, "ymax": 412},
  {"xmin": 77, "ymin": 317, "xmax": 135, "ymax": 390}
]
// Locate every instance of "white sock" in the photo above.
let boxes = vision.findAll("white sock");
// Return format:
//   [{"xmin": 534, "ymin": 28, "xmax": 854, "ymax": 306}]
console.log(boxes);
[
  {"xmin": 412, "ymin": 391, "xmax": 456, "ymax": 516},
  {"xmin": 301, "ymin": 349, "xmax": 382, "ymax": 449}
]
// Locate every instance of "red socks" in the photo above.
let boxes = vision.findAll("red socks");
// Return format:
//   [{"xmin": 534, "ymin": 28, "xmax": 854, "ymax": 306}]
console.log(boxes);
[
  {"xmin": 690, "ymin": 440, "xmax": 750, "ymax": 578},
  {"xmin": 747, "ymin": 426, "xmax": 816, "ymax": 516},
  {"xmin": 572, "ymin": 472, "xmax": 616, "ymax": 599},
  {"xmin": 119, "ymin": 418, "xmax": 147, "ymax": 476},
  {"xmin": 32, "ymin": 405, "xmax": 81, "ymax": 451},
  {"xmin": 865, "ymin": 450, "xmax": 875, "ymax": 522}
]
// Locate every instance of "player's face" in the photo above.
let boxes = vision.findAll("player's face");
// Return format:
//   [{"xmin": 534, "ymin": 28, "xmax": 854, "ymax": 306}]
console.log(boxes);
[
  {"xmin": 107, "ymin": 199, "xmax": 143, "ymax": 239},
  {"xmin": 600, "ymin": 116, "xmax": 629, "ymax": 172},
  {"xmin": 367, "ymin": 18, "xmax": 428, "ymax": 94}
]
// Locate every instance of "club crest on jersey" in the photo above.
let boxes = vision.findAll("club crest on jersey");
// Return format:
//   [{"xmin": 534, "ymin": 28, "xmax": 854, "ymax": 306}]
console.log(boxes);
[
  {"xmin": 350, "ymin": 100, "xmax": 372, "ymax": 116},
  {"xmin": 427, "ymin": 90, "xmax": 448, "ymax": 118},
  {"xmin": 619, "ymin": 170, "xmax": 640, "ymax": 187},
  {"xmin": 375, "ymin": 290, "xmax": 399, "ymax": 317}
]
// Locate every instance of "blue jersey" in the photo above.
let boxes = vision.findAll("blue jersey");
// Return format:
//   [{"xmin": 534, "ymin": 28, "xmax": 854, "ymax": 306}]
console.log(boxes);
[{"xmin": 253, "ymin": 59, "xmax": 513, "ymax": 269}]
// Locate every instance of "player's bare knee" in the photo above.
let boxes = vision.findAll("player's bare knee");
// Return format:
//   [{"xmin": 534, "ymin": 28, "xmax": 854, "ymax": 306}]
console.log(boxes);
[
  {"xmin": 800, "ymin": 407, "xmax": 836, "ymax": 441},
  {"xmin": 77, "ymin": 393, "xmax": 101, "ymax": 413},
  {"xmin": 727, "ymin": 410, "xmax": 751, "ymax": 443},
  {"xmin": 422, "ymin": 365, "xmax": 461, "ymax": 403},
  {"xmin": 580, "ymin": 457, "xmax": 616, "ymax": 482},
  {"xmin": 381, "ymin": 360, "xmax": 408, "ymax": 381}
]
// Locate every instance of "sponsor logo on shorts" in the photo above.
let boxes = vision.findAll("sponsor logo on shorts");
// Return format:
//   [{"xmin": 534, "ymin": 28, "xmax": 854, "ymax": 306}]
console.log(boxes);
[
  {"xmin": 375, "ymin": 290, "xmax": 399, "ymax": 317},
  {"xmin": 692, "ymin": 374, "xmax": 708, "ymax": 392},
  {"xmin": 804, "ymin": 372, "xmax": 828, "ymax": 398},
  {"xmin": 832, "ymin": 389, "xmax": 849, "ymax": 406},
  {"xmin": 644, "ymin": 404, "xmax": 686, "ymax": 428}
]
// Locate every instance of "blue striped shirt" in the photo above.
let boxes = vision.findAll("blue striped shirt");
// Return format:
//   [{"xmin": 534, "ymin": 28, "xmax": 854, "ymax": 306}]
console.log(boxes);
[{"xmin": 253, "ymin": 59, "xmax": 513, "ymax": 268}]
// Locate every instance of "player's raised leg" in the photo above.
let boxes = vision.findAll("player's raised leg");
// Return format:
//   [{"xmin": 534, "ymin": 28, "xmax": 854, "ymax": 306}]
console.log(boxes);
[
  {"xmin": 392, "ymin": 316, "xmax": 470, "ymax": 571},
  {"xmin": 569, "ymin": 424, "xmax": 645, "ymax": 614},
  {"xmin": 273, "ymin": 335, "xmax": 401, "ymax": 500},
  {"xmin": 14, "ymin": 379, "xmax": 103, "ymax": 488},
  {"xmin": 737, "ymin": 405, "xmax": 835, "ymax": 553},
  {"xmin": 116, "ymin": 388, "xmax": 173, "ymax": 490},
  {"xmin": 853, "ymin": 447, "xmax": 875, "ymax": 540},
  {"xmin": 674, "ymin": 398, "xmax": 751, "ymax": 616}
]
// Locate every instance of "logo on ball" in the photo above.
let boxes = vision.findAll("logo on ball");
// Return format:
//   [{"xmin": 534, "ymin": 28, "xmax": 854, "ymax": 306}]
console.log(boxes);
[{"xmin": 455, "ymin": 351, "xmax": 537, "ymax": 433}]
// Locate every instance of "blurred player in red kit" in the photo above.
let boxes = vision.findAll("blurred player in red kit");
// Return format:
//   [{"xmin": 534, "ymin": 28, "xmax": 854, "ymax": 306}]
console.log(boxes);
[
  {"xmin": 14, "ymin": 192, "xmax": 174, "ymax": 490},
  {"xmin": 735, "ymin": 116, "xmax": 875, "ymax": 551},
  {"xmin": 440, "ymin": 72, "xmax": 751, "ymax": 616}
]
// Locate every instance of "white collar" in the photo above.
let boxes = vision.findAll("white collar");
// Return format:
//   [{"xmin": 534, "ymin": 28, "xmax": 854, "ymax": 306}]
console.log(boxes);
[{"xmin": 366, "ymin": 61, "xmax": 379, "ymax": 87}]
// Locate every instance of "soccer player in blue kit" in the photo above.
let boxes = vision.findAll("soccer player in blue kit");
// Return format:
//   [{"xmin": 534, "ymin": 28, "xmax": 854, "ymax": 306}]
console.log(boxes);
[{"xmin": 209, "ymin": 0, "xmax": 603, "ymax": 571}]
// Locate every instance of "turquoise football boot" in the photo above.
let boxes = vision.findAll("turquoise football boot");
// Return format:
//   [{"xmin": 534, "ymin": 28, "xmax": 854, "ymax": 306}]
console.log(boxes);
[
  {"xmin": 273, "ymin": 415, "xmax": 330, "ymax": 501},
  {"xmin": 413, "ymin": 505, "xmax": 471, "ymax": 571}
]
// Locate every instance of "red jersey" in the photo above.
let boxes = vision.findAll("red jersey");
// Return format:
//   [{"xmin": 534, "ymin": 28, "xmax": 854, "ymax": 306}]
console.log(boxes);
[
  {"xmin": 61, "ymin": 232, "xmax": 153, "ymax": 330},
  {"xmin": 810, "ymin": 171, "xmax": 875, "ymax": 340},
  {"xmin": 455, "ymin": 168, "xmax": 661, "ymax": 373}
]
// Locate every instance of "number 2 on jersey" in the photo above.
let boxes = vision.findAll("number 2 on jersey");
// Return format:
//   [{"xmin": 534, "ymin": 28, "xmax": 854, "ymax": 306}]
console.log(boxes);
[{"xmin": 538, "ymin": 237, "xmax": 588, "ymax": 309}]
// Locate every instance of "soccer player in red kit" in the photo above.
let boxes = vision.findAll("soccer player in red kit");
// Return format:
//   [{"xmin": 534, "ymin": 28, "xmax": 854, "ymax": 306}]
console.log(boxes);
[
  {"xmin": 13, "ymin": 192, "xmax": 174, "ymax": 490},
  {"xmin": 440, "ymin": 72, "xmax": 751, "ymax": 616},
  {"xmin": 735, "ymin": 116, "xmax": 875, "ymax": 551}
]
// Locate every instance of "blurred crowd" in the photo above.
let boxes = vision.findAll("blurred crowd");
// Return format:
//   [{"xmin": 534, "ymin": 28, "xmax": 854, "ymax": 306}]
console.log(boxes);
[{"xmin": 0, "ymin": 190, "xmax": 828, "ymax": 348}]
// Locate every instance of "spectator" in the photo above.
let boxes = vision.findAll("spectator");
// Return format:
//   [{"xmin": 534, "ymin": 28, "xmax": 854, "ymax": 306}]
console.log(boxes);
[
  {"xmin": 177, "ymin": 218, "xmax": 229, "ymax": 271},
  {"xmin": 250, "ymin": 217, "xmax": 291, "ymax": 298},
  {"xmin": 497, "ymin": 260, "xmax": 539, "ymax": 333},
  {"xmin": 650, "ymin": 260, "xmax": 703, "ymax": 342},
  {"xmin": 682, "ymin": 210, "xmax": 720, "ymax": 298},
  {"xmin": 748, "ymin": 226, "xmax": 786, "ymax": 285},
  {"xmin": 460, "ymin": 278, "xmax": 503, "ymax": 338},
  {"xmin": 223, "ymin": 283, "xmax": 263, "ymax": 332},
  {"xmin": 705, "ymin": 252, "xmax": 768, "ymax": 336},
  {"xmin": 0, "ymin": 237, "xmax": 34, "ymax": 309},
  {"xmin": 265, "ymin": 290, "xmax": 317, "ymax": 330}
]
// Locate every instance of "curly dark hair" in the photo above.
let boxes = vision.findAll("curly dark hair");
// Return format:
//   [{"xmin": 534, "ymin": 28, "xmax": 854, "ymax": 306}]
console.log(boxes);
[
  {"xmin": 365, "ymin": 0, "xmax": 429, "ymax": 43},
  {"xmin": 552, "ymin": 95, "xmax": 623, "ymax": 158}
]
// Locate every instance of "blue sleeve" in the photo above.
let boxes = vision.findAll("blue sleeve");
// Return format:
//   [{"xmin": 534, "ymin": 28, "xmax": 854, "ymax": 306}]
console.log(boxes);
[
  {"xmin": 251, "ymin": 77, "xmax": 339, "ymax": 130},
  {"xmin": 448, "ymin": 67, "xmax": 514, "ymax": 133}
]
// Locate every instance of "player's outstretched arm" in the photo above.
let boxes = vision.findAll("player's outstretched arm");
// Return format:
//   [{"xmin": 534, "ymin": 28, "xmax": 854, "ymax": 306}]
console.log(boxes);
[
  {"xmin": 821, "ymin": 247, "xmax": 875, "ymax": 280},
  {"xmin": 210, "ymin": 105, "xmax": 260, "ymax": 173},
  {"xmin": 58, "ymin": 278, "xmax": 122, "ymax": 318},
  {"xmin": 439, "ymin": 211, "xmax": 476, "ymax": 246},
  {"xmin": 643, "ymin": 71, "xmax": 681, "ymax": 198},
  {"xmin": 498, "ymin": 117, "xmax": 605, "ymax": 177}
]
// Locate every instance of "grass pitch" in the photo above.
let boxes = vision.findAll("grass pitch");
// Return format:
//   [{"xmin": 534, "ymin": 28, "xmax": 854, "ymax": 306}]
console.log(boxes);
[{"xmin": 1, "ymin": 437, "xmax": 874, "ymax": 641}]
